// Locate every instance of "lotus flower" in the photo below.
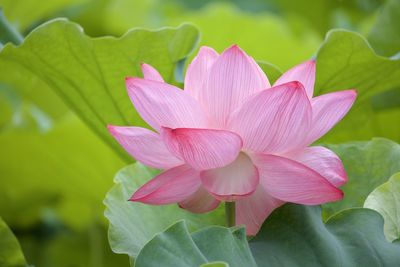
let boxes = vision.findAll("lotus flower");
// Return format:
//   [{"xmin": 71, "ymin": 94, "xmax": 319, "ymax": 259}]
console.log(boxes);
[{"xmin": 108, "ymin": 45, "xmax": 356, "ymax": 235}]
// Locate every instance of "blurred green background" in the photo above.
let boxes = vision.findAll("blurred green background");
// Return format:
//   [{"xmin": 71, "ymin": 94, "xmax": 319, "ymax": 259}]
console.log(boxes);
[{"xmin": 0, "ymin": 0, "xmax": 398, "ymax": 266}]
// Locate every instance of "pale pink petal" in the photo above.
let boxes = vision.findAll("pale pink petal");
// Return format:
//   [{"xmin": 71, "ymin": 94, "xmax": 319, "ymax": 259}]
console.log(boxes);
[
  {"xmin": 184, "ymin": 46, "xmax": 219, "ymax": 99},
  {"xmin": 141, "ymin": 63, "xmax": 164, "ymax": 82},
  {"xmin": 251, "ymin": 154, "xmax": 343, "ymax": 205},
  {"xmin": 130, "ymin": 165, "xmax": 200, "ymax": 205},
  {"xmin": 274, "ymin": 60, "xmax": 315, "ymax": 98},
  {"xmin": 178, "ymin": 186, "xmax": 220, "ymax": 213},
  {"xmin": 161, "ymin": 127, "xmax": 242, "ymax": 170},
  {"xmin": 200, "ymin": 153, "xmax": 259, "ymax": 201},
  {"xmin": 108, "ymin": 125, "xmax": 182, "ymax": 169},
  {"xmin": 200, "ymin": 45, "xmax": 270, "ymax": 128},
  {"xmin": 285, "ymin": 146, "xmax": 347, "ymax": 187},
  {"xmin": 236, "ymin": 186, "xmax": 284, "ymax": 236},
  {"xmin": 228, "ymin": 81, "xmax": 312, "ymax": 154},
  {"xmin": 126, "ymin": 78, "xmax": 208, "ymax": 131},
  {"xmin": 306, "ymin": 90, "xmax": 357, "ymax": 144}
]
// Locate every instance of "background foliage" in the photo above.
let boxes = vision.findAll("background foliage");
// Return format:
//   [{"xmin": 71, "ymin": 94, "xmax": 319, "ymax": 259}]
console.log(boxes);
[{"xmin": 0, "ymin": 0, "xmax": 399, "ymax": 266}]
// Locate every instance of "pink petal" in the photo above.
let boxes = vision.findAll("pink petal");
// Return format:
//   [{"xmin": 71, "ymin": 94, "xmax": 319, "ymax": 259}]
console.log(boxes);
[
  {"xmin": 251, "ymin": 153, "xmax": 343, "ymax": 205},
  {"xmin": 285, "ymin": 146, "xmax": 347, "ymax": 187},
  {"xmin": 199, "ymin": 45, "xmax": 270, "ymax": 128},
  {"xmin": 274, "ymin": 60, "xmax": 315, "ymax": 98},
  {"xmin": 130, "ymin": 165, "xmax": 200, "ymax": 205},
  {"xmin": 126, "ymin": 78, "xmax": 207, "ymax": 131},
  {"xmin": 236, "ymin": 186, "xmax": 284, "ymax": 236},
  {"xmin": 141, "ymin": 63, "xmax": 164, "ymax": 82},
  {"xmin": 228, "ymin": 81, "xmax": 312, "ymax": 154},
  {"xmin": 184, "ymin": 46, "xmax": 219, "ymax": 99},
  {"xmin": 178, "ymin": 186, "xmax": 220, "ymax": 213},
  {"xmin": 108, "ymin": 125, "xmax": 182, "ymax": 169},
  {"xmin": 161, "ymin": 127, "xmax": 242, "ymax": 170},
  {"xmin": 200, "ymin": 153, "xmax": 259, "ymax": 201},
  {"xmin": 306, "ymin": 90, "xmax": 357, "ymax": 144}
]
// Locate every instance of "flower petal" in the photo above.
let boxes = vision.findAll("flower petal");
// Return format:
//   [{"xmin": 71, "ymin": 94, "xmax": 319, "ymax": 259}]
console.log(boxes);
[
  {"xmin": 126, "ymin": 78, "xmax": 207, "ymax": 131},
  {"xmin": 284, "ymin": 146, "xmax": 347, "ymax": 187},
  {"xmin": 200, "ymin": 45, "xmax": 270, "ymax": 128},
  {"xmin": 306, "ymin": 90, "xmax": 357, "ymax": 144},
  {"xmin": 141, "ymin": 63, "xmax": 164, "ymax": 82},
  {"xmin": 184, "ymin": 46, "xmax": 219, "ymax": 99},
  {"xmin": 130, "ymin": 165, "xmax": 200, "ymax": 205},
  {"xmin": 228, "ymin": 81, "xmax": 312, "ymax": 154},
  {"xmin": 274, "ymin": 60, "xmax": 315, "ymax": 98},
  {"xmin": 161, "ymin": 127, "xmax": 242, "ymax": 170},
  {"xmin": 178, "ymin": 186, "xmax": 220, "ymax": 213},
  {"xmin": 108, "ymin": 125, "xmax": 182, "ymax": 169},
  {"xmin": 236, "ymin": 186, "xmax": 284, "ymax": 236},
  {"xmin": 252, "ymin": 153, "xmax": 343, "ymax": 205},
  {"xmin": 201, "ymin": 153, "xmax": 259, "ymax": 201}
]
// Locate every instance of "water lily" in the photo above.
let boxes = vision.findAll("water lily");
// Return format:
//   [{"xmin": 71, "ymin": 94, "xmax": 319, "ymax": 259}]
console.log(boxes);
[{"xmin": 108, "ymin": 45, "xmax": 356, "ymax": 235}]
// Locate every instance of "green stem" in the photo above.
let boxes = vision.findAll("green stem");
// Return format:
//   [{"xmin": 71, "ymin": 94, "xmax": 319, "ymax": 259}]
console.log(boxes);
[
  {"xmin": 0, "ymin": 9, "xmax": 23, "ymax": 45},
  {"xmin": 225, "ymin": 201, "xmax": 235, "ymax": 227}
]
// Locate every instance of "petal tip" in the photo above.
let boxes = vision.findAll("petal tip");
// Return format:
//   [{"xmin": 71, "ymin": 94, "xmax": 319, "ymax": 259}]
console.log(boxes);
[
  {"xmin": 160, "ymin": 125, "xmax": 172, "ymax": 130},
  {"xmin": 160, "ymin": 126, "xmax": 174, "ymax": 135},
  {"xmin": 199, "ymin": 46, "xmax": 217, "ymax": 53},
  {"xmin": 286, "ymin": 80, "xmax": 306, "ymax": 90},
  {"xmin": 341, "ymin": 89, "xmax": 358, "ymax": 102},
  {"xmin": 337, "ymin": 189, "xmax": 344, "ymax": 200},
  {"xmin": 226, "ymin": 44, "xmax": 244, "ymax": 54},
  {"xmin": 128, "ymin": 196, "xmax": 139, "ymax": 202},
  {"xmin": 329, "ymin": 187, "xmax": 344, "ymax": 202},
  {"xmin": 125, "ymin": 76, "xmax": 140, "ymax": 82},
  {"xmin": 129, "ymin": 191, "xmax": 145, "ymax": 202},
  {"xmin": 125, "ymin": 77, "xmax": 145, "ymax": 90},
  {"xmin": 125, "ymin": 77, "xmax": 140, "ymax": 87},
  {"xmin": 107, "ymin": 124, "xmax": 116, "ymax": 133}
]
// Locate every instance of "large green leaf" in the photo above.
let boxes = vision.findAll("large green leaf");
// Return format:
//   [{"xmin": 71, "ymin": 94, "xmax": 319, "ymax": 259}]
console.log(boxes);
[
  {"xmin": 322, "ymin": 138, "xmax": 400, "ymax": 217},
  {"xmin": 315, "ymin": 30, "xmax": 400, "ymax": 99},
  {"xmin": 191, "ymin": 227, "xmax": 256, "ymax": 267},
  {"xmin": 364, "ymin": 172, "xmax": 400, "ymax": 242},
  {"xmin": 135, "ymin": 221, "xmax": 256, "ymax": 267},
  {"xmin": 0, "ymin": 217, "xmax": 26, "ymax": 267},
  {"xmin": 104, "ymin": 163, "xmax": 224, "ymax": 260},
  {"xmin": 314, "ymin": 30, "xmax": 400, "ymax": 143},
  {"xmin": 0, "ymin": 19, "xmax": 199, "ymax": 161},
  {"xmin": 250, "ymin": 204, "xmax": 400, "ymax": 267},
  {"xmin": 131, "ymin": 205, "xmax": 400, "ymax": 267}
]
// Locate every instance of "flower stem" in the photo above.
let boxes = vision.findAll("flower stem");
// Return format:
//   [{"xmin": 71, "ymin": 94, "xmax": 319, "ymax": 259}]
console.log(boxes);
[
  {"xmin": 0, "ymin": 9, "xmax": 23, "ymax": 45},
  {"xmin": 225, "ymin": 201, "xmax": 235, "ymax": 227}
]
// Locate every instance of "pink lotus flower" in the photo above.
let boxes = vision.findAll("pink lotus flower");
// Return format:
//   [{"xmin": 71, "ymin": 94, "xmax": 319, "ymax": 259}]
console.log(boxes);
[{"xmin": 108, "ymin": 45, "xmax": 356, "ymax": 235}]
